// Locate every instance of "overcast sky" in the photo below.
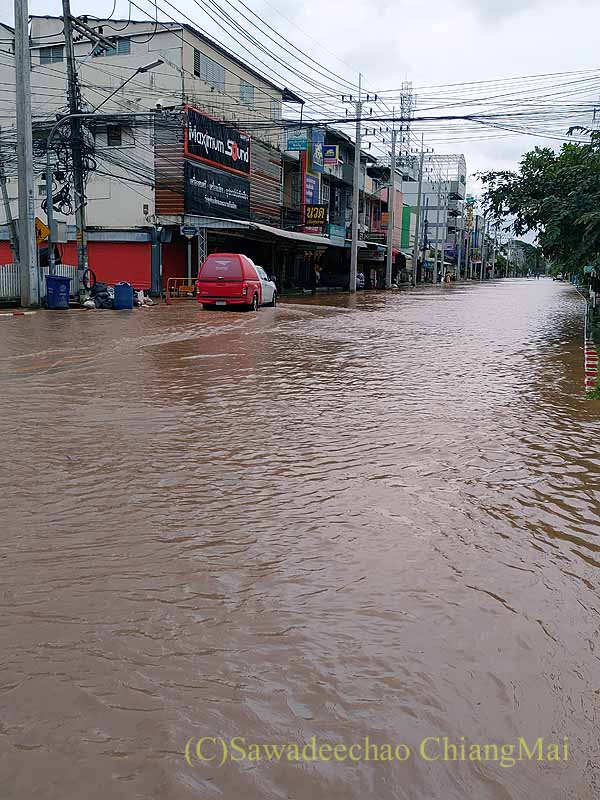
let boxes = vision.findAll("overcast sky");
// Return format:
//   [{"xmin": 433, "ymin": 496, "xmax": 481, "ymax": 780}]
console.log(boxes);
[{"xmin": 5, "ymin": 0, "xmax": 600, "ymax": 192}]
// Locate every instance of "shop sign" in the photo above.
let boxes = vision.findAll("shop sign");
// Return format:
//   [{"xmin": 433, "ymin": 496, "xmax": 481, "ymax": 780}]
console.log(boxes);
[
  {"xmin": 184, "ymin": 161, "xmax": 250, "ymax": 220},
  {"xmin": 311, "ymin": 129, "xmax": 325, "ymax": 174},
  {"xmin": 304, "ymin": 204, "xmax": 328, "ymax": 226},
  {"xmin": 305, "ymin": 173, "xmax": 320, "ymax": 205},
  {"xmin": 185, "ymin": 106, "xmax": 250, "ymax": 176},
  {"xmin": 323, "ymin": 145, "xmax": 339, "ymax": 165},
  {"xmin": 286, "ymin": 129, "xmax": 308, "ymax": 151}
]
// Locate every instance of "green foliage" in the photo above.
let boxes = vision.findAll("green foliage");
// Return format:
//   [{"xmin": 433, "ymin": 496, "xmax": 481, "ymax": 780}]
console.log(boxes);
[{"xmin": 478, "ymin": 131, "xmax": 600, "ymax": 271}]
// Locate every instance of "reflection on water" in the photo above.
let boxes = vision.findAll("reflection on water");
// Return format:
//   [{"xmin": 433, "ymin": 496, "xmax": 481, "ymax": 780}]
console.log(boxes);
[{"xmin": 1, "ymin": 279, "xmax": 599, "ymax": 799}]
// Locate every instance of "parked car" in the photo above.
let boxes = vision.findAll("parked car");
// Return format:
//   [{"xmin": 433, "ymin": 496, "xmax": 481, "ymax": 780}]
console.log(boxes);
[
  {"xmin": 196, "ymin": 253, "xmax": 276, "ymax": 310},
  {"xmin": 254, "ymin": 265, "xmax": 277, "ymax": 307}
]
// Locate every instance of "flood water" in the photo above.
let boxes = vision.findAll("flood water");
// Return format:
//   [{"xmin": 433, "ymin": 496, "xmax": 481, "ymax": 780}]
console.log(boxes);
[{"xmin": 2, "ymin": 278, "xmax": 599, "ymax": 800}]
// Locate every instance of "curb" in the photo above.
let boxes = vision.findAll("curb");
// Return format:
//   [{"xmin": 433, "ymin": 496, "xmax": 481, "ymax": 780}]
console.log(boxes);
[{"xmin": 584, "ymin": 340, "xmax": 598, "ymax": 392}]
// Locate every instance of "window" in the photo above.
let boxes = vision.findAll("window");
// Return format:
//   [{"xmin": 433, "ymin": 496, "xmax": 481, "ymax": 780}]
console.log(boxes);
[
  {"xmin": 271, "ymin": 99, "xmax": 281, "ymax": 121},
  {"xmin": 92, "ymin": 37, "xmax": 131, "ymax": 57},
  {"xmin": 107, "ymin": 125, "xmax": 122, "ymax": 147},
  {"xmin": 240, "ymin": 79, "xmax": 254, "ymax": 108},
  {"xmin": 193, "ymin": 50, "xmax": 225, "ymax": 93},
  {"xmin": 321, "ymin": 180, "xmax": 330, "ymax": 203},
  {"xmin": 40, "ymin": 46, "xmax": 64, "ymax": 65}
]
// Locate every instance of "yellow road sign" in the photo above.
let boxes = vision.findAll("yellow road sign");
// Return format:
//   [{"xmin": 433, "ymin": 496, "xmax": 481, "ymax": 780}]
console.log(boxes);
[{"xmin": 35, "ymin": 217, "xmax": 50, "ymax": 245}]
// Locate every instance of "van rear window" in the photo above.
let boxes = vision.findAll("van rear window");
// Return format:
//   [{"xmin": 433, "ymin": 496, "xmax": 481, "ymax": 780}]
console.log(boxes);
[{"xmin": 200, "ymin": 257, "xmax": 242, "ymax": 279}]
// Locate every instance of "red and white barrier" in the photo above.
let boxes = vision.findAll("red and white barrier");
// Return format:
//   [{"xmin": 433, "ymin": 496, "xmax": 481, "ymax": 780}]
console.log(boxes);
[{"xmin": 584, "ymin": 341, "xmax": 598, "ymax": 392}]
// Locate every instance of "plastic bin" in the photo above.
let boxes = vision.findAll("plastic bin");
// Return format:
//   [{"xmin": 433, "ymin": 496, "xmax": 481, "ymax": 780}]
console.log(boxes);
[
  {"xmin": 45, "ymin": 275, "xmax": 71, "ymax": 310},
  {"xmin": 114, "ymin": 282, "xmax": 134, "ymax": 310}
]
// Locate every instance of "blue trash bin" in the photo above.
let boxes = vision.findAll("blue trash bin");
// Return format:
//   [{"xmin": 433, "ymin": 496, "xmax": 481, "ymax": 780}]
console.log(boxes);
[
  {"xmin": 114, "ymin": 282, "xmax": 134, "ymax": 310},
  {"xmin": 45, "ymin": 274, "xmax": 71, "ymax": 310}
]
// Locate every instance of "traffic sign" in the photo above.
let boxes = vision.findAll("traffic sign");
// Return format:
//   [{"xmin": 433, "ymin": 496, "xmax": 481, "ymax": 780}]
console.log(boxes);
[
  {"xmin": 180, "ymin": 225, "xmax": 198, "ymax": 239},
  {"xmin": 35, "ymin": 217, "xmax": 50, "ymax": 245}
]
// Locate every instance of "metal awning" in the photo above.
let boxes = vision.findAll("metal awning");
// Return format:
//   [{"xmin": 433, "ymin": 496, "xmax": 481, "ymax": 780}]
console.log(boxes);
[
  {"xmin": 157, "ymin": 214, "xmax": 371, "ymax": 249},
  {"xmin": 183, "ymin": 215, "xmax": 336, "ymax": 247}
]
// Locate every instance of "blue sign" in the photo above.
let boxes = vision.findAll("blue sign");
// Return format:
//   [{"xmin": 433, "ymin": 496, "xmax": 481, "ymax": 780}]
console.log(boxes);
[
  {"xmin": 327, "ymin": 223, "xmax": 346, "ymax": 245},
  {"xmin": 311, "ymin": 130, "xmax": 325, "ymax": 173},
  {"xmin": 305, "ymin": 174, "xmax": 319, "ymax": 205},
  {"xmin": 180, "ymin": 225, "xmax": 198, "ymax": 238},
  {"xmin": 323, "ymin": 144, "xmax": 339, "ymax": 165},
  {"xmin": 286, "ymin": 129, "xmax": 308, "ymax": 151}
]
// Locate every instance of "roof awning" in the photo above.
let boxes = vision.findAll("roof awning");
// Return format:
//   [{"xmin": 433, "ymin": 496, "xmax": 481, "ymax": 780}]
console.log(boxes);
[
  {"xmin": 158, "ymin": 214, "xmax": 372, "ymax": 249},
  {"xmin": 180, "ymin": 215, "xmax": 337, "ymax": 247}
]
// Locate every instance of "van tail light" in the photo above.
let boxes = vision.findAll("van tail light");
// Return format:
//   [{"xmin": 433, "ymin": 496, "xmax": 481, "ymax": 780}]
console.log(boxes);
[{"xmin": 242, "ymin": 282, "xmax": 248, "ymax": 296}]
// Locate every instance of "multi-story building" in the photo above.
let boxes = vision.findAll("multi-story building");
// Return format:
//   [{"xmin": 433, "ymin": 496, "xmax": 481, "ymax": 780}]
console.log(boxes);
[
  {"xmin": 401, "ymin": 153, "xmax": 467, "ymax": 279},
  {"xmin": 1, "ymin": 15, "xmax": 355, "ymax": 290}
]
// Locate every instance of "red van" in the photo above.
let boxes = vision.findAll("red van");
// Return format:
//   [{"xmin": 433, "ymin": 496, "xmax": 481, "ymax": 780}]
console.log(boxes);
[{"xmin": 196, "ymin": 253, "xmax": 262, "ymax": 311}]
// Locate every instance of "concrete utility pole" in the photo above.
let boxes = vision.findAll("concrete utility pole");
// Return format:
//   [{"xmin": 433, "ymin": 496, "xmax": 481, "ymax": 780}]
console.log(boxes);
[
  {"xmin": 456, "ymin": 219, "xmax": 463, "ymax": 280},
  {"xmin": 480, "ymin": 216, "xmax": 489, "ymax": 280},
  {"xmin": 491, "ymin": 229, "xmax": 497, "ymax": 278},
  {"xmin": 411, "ymin": 134, "xmax": 424, "ymax": 286},
  {"xmin": 385, "ymin": 127, "xmax": 397, "ymax": 289},
  {"xmin": 433, "ymin": 174, "xmax": 443, "ymax": 283},
  {"xmin": 15, "ymin": 0, "xmax": 39, "ymax": 306},
  {"xmin": 62, "ymin": 0, "xmax": 88, "ymax": 294},
  {"xmin": 0, "ymin": 126, "xmax": 19, "ymax": 263},
  {"xmin": 349, "ymin": 74, "xmax": 362, "ymax": 294}
]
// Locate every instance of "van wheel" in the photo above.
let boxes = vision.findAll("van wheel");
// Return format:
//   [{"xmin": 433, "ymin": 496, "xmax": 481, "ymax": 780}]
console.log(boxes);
[
  {"xmin": 268, "ymin": 292, "xmax": 277, "ymax": 307},
  {"xmin": 202, "ymin": 303, "xmax": 215, "ymax": 310}
]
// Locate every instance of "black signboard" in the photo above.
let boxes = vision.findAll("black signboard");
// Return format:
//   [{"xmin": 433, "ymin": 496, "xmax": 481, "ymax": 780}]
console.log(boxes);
[
  {"xmin": 184, "ymin": 161, "xmax": 250, "ymax": 220},
  {"xmin": 304, "ymin": 204, "xmax": 328, "ymax": 226},
  {"xmin": 185, "ymin": 105, "xmax": 251, "ymax": 176}
]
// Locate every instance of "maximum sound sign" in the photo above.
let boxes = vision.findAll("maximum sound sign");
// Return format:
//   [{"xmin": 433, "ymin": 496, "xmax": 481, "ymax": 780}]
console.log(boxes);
[{"xmin": 185, "ymin": 105, "xmax": 251, "ymax": 177}]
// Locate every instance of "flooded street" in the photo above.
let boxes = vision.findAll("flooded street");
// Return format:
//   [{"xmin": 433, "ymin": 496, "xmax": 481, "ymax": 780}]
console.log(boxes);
[{"xmin": 2, "ymin": 278, "xmax": 600, "ymax": 799}]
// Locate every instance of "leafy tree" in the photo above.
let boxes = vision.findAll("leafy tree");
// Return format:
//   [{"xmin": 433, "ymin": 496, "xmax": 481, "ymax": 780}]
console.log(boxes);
[{"xmin": 478, "ymin": 131, "xmax": 600, "ymax": 272}]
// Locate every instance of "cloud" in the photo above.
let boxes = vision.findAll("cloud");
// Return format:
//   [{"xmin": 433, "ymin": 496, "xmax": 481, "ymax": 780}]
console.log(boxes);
[{"xmin": 11, "ymin": 0, "xmax": 600, "ymax": 183}]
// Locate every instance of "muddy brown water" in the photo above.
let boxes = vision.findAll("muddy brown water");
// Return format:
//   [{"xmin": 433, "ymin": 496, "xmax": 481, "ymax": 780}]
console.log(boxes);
[{"xmin": 1, "ymin": 279, "xmax": 599, "ymax": 799}]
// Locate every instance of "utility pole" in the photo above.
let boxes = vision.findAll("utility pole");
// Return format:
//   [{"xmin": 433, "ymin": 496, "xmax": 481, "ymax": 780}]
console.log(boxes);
[
  {"xmin": 385, "ymin": 127, "xmax": 397, "ymax": 289},
  {"xmin": 456, "ymin": 222, "xmax": 463, "ymax": 281},
  {"xmin": 62, "ymin": 0, "xmax": 88, "ymax": 295},
  {"xmin": 480, "ymin": 216, "xmax": 489, "ymax": 281},
  {"xmin": 473, "ymin": 215, "xmax": 479, "ymax": 280},
  {"xmin": 349, "ymin": 74, "xmax": 362, "ymax": 294},
  {"xmin": 491, "ymin": 229, "xmax": 497, "ymax": 278},
  {"xmin": 411, "ymin": 134, "xmax": 424, "ymax": 287},
  {"xmin": 433, "ymin": 174, "xmax": 442, "ymax": 283},
  {"xmin": 421, "ymin": 196, "xmax": 429, "ymax": 280},
  {"xmin": 0, "ymin": 127, "xmax": 19, "ymax": 263},
  {"xmin": 15, "ymin": 0, "xmax": 39, "ymax": 306}
]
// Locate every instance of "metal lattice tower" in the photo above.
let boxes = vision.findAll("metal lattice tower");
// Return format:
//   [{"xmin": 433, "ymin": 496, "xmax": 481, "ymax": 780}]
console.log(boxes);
[{"xmin": 399, "ymin": 81, "xmax": 414, "ymax": 169}]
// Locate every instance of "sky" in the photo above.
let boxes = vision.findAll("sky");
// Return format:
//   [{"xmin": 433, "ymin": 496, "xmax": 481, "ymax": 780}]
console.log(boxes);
[{"xmin": 3, "ymin": 0, "xmax": 600, "ymax": 194}]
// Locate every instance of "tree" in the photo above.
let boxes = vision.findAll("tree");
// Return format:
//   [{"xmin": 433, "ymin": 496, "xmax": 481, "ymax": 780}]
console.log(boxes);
[{"xmin": 478, "ymin": 131, "xmax": 600, "ymax": 272}]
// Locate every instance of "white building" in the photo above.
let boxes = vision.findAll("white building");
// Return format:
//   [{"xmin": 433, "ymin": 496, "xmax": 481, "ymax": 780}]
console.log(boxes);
[{"xmin": 0, "ymin": 15, "xmax": 302, "ymax": 288}]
